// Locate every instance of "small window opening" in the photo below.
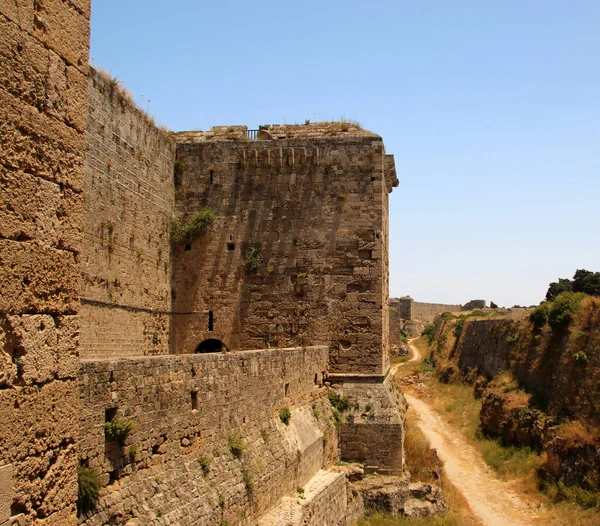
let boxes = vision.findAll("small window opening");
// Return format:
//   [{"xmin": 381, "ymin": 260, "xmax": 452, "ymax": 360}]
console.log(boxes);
[
  {"xmin": 229, "ymin": 234, "xmax": 233, "ymax": 241},
  {"xmin": 314, "ymin": 373, "xmax": 318, "ymax": 385},
  {"xmin": 208, "ymin": 311, "xmax": 214, "ymax": 331},
  {"xmin": 184, "ymin": 243, "xmax": 192, "ymax": 251},
  {"xmin": 191, "ymin": 391, "xmax": 198, "ymax": 411},
  {"xmin": 209, "ymin": 170, "xmax": 214, "ymax": 185},
  {"xmin": 227, "ymin": 243, "xmax": 235, "ymax": 251},
  {"xmin": 105, "ymin": 407, "xmax": 117, "ymax": 423},
  {"xmin": 285, "ymin": 383, "xmax": 290, "ymax": 397}
]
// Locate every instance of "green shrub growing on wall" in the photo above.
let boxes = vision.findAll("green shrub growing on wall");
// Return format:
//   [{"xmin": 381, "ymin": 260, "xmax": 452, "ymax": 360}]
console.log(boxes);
[
  {"xmin": 279, "ymin": 407, "xmax": 292, "ymax": 425},
  {"xmin": 197, "ymin": 454, "xmax": 211, "ymax": 475},
  {"xmin": 228, "ymin": 434, "xmax": 246, "ymax": 458},
  {"xmin": 170, "ymin": 208, "xmax": 215, "ymax": 243},
  {"xmin": 328, "ymin": 391, "xmax": 350, "ymax": 412},
  {"xmin": 77, "ymin": 466, "xmax": 102, "ymax": 516},
  {"xmin": 104, "ymin": 418, "xmax": 134, "ymax": 444},
  {"xmin": 242, "ymin": 469, "xmax": 254, "ymax": 491},
  {"xmin": 244, "ymin": 247, "xmax": 263, "ymax": 274}
]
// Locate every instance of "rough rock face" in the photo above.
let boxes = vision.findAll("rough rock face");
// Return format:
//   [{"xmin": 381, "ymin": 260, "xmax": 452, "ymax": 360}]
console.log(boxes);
[
  {"xmin": 542, "ymin": 434, "xmax": 600, "ymax": 490},
  {"xmin": 353, "ymin": 476, "xmax": 446, "ymax": 519},
  {"xmin": 480, "ymin": 390, "xmax": 547, "ymax": 448}
]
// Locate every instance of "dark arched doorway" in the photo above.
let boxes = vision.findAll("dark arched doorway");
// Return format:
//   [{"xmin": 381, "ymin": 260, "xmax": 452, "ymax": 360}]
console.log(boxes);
[{"xmin": 195, "ymin": 338, "xmax": 228, "ymax": 353}]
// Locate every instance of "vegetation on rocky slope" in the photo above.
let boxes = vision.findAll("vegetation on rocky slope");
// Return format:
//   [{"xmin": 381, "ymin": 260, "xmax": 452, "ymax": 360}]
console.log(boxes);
[{"xmin": 425, "ymin": 293, "xmax": 600, "ymax": 514}]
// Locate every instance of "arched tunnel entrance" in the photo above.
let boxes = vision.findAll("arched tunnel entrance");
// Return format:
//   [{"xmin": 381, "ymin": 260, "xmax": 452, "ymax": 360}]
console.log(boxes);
[{"xmin": 195, "ymin": 338, "xmax": 229, "ymax": 354}]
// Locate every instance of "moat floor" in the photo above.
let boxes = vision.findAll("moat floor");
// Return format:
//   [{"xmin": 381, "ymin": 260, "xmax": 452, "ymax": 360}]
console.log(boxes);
[{"xmin": 396, "ymin": 342, "xmax": 540, "ymax": 526}]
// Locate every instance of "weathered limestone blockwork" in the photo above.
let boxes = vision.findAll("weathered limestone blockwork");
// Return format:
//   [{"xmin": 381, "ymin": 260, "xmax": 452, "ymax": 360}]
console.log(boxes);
[
  {"xmin": 80, "ymin": 68, "xmax": 176, "ymax": 359},
  {"xmin": 338, "ymin": 375, "xmax": 407, "ymax": 475},
  {"xmin": 257, "ymin": 470, "xmax": 363, "ymax": 526},
  {"xmin": 172, "ymin": 125, "xmax": 398, "ymax": 376},
  {"xmin": 79, "ymin": 346, "xmax": 339, "ymax": 525},
  {"xmin": 0, "ymin": 0, "xmax": 90, "ymax": 523}
]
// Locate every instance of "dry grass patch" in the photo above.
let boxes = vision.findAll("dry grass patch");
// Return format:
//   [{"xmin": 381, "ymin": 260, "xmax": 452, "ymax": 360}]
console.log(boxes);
[{"xmin": 404, "ymin": 408, "xmax": 440, "ymax": 483}]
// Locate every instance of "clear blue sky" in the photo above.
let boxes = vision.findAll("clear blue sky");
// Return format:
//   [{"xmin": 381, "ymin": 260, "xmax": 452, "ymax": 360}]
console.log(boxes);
[{"xmin": 90, "ymin": 0, "xmax": 600, "ymax": 307}]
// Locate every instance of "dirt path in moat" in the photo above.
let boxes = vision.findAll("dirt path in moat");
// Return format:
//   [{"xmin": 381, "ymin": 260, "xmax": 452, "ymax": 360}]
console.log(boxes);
[{"xmin": 394, "ymin": 340, "xmax": 541, "ymax": 526}]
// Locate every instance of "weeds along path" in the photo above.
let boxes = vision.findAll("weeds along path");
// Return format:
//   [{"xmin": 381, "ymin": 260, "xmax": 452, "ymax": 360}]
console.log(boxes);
[{"xmin": 399, "ymin": 341, "xmax": 540, "ymax": 526}]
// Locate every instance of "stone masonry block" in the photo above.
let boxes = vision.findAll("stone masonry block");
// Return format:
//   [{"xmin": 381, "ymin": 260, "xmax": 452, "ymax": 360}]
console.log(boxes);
[
  {"xmin": 6, "ymin": 314, "xmax": 58, "ymax": 384},
  {"xmin": 0, "ymin": 379, "xmax": 79, "ymax": 464},
  {"xmin": 66, "ymin": 0, "xmax": 90, "ymax": 18},
  {"xmin": 0, "ymin": 0, "xmax": 34, "ymax": 32},
  {"xmin": 0, "ymin": 13, "xmax": 48, "ymax": 111},
  {"xmin": 0, "ymin": 240, "xmax": 79, "ymax": 315},
  {"xmin": 0, "ymin": 463, "xmax": 12, "ymax": 524},
  {"xmin": 32, "ymin": 0, "xmax": 89, "ymax": 71},
  {"xmin": 0, "ymin": 87, "xmax": 85, "ymax": 191},
  {"xmin": 0, "ymin": 168, "xmax": 82, "ymax": 251}
]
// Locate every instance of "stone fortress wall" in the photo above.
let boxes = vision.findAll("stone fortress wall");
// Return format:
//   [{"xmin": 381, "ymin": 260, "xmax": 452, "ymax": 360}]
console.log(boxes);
[
  {"xmin": 0, "ymin": 0, "xmax": 91, "ymax": 523},
  {"xmin": 79, "ymin": 346, "xmax": 339, "ymax": 525},
  {"xmin": 76, "ymin": 88, "xmax": 404, "ymax": 522},
  {"xmin": 0, "ymin": 3, "xmax": 406, "ymax": 523},
  {"xmin": 80, "ymin": 69, "xmax": 175, "ymax": 360}
]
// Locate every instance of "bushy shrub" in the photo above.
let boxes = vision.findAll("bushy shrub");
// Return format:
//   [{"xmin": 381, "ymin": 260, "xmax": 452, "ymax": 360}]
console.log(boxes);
[
  {"xmin": 187, "ymin": 209, "xmax": 215, "ymax": 236},
  {"xmin": 170, "ymin": 208, "xmax": 215, "ymax": 243},
  {"xmin": 104, "ymin": 418, "xmax": 133, "ymax": 444},
  {"xmin": 243, "ymin": 247, "xmax": 263, "ymax": 274},
  {"xmin": 453, "ymin": 318, "xmax": 466, "ymax": 338},
  {"xmin": 228, "ymin": 434, "xmax": 246, "ymax": 458},
  {"xmin": 400, "ymin": 329, "xmax": 408, "ymax": 344},
  {"xmin": 530, "ymin": 303, "xmax": 550, "ymax": 328},
  {"xmin": 197, "ymin": 454, "xmax": 211, "ymax": 475},
  {"xmin": 548, "ymin": 292, "xmax": 586, "ymax": 329},
  {"xmin": 242, "ymin": 469, "xmax": 254, "ymax": 491},
  {"xmin": 77, "ymin": 465, "xmax": 102, "ymax": 516},
  {"xmin": 421, "ymin": 324, "xmax": 436, "ymax": 345},
  {"xmin": 279, "ymin": 407, "xmax": 291, "ymax": 425},
  {"xmin": 328, "ymin": 391, "xmax": 350, "ymax": 412}
]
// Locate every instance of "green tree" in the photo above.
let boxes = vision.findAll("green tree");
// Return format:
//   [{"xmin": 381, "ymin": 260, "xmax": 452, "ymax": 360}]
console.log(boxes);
[
  {"xmin": 572, "ymin": 269, "xmax": 600, "ymax": 296},
  {"xmin": 546, "ymin": 278, "xmax": 573, "ymax": 301}
]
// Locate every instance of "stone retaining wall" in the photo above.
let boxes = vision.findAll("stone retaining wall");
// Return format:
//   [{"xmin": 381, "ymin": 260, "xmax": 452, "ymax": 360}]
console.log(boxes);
[{"xmin": 79, "ymin": 346, "xmax": 340, "ymax": 525}]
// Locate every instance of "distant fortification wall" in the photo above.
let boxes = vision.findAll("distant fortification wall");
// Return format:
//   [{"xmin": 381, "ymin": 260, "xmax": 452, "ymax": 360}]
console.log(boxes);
[
  {"xmin": 396, "ymin": 296, "xmax": 461, "ymax": 324},
  {"xmin": 412, "ymin": 301, "xmax": 462, "ymax": 323},
  {"xmin": 80, "ymin": 68, "xmax": 176, "ymax": 359},
  {"xmin": 79, "ymin": 346, "xmax": 339, "ymax": 525},
  {"xmin": 0, "ymin": 0, "xmax": 91, "ymax": 523}
]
